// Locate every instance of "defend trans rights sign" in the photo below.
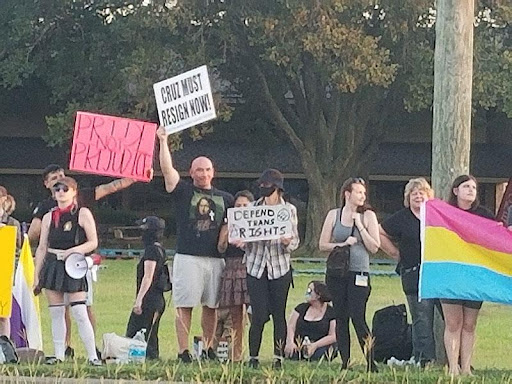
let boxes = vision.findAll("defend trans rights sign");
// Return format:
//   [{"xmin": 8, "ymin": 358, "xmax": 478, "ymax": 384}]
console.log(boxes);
[
  {"xmin": 153, "ymin": 65, "xmax": 217, "ymax": 134},
  {"xmin": 227, "ymin": 205, "xmax": 293, "ymax": 242}
]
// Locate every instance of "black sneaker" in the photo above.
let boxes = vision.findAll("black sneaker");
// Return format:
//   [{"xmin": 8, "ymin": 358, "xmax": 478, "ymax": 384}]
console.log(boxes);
[
  {"xmin": 96, "ymin": 347, "xmax": 102, "ymax": 361},
  {"xmin": 201, "ymin": 347, "xmax": 217, "ymax": 360},
  {"xmin": 65, "ymin": 346, "xmax": 74, "ymax": 358},
  {"xmin": 89, "ymin": 359, "xmax": 102, "ymax": 366},
  {"xmin": 247, "ymin": 358, "xmax": 259, "ymax": 369},
  {"xmin": 45, "ymin": 356, "xmax": 64, "ymax": 365},
  {"xmin": 272, "ymin": 358, "xmax": 282, "ymax": 370},
  {"xmin": 178, "ymin": 349, "xmax": 193, "ymax": 363}
]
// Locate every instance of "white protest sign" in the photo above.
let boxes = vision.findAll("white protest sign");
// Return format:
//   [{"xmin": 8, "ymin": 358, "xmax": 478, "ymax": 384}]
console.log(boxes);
[
  {"xmin": 153, "ymin": 65, "xmax": 216, "ymax": 134},
  {"xmin": 227, "ymin": 205, "xmax": 293, "ymax": 242}
]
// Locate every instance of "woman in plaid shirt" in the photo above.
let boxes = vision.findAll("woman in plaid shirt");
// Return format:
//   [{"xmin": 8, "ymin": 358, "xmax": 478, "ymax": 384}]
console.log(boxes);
[{"xmin": 244, "ymin": 169, "xmax": 299, "ymax": 369}]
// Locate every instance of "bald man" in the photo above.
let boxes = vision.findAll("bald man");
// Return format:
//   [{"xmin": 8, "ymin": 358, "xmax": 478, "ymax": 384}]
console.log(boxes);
[{"xmin": 157, "ymin": 127, "xmax": 234, "ymax": 363}]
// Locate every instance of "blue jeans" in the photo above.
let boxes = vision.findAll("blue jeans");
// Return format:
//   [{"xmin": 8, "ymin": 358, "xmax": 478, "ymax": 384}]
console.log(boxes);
[{"xmin": 406, "ymin": 294, "xmax": 436, "ymax": 362}]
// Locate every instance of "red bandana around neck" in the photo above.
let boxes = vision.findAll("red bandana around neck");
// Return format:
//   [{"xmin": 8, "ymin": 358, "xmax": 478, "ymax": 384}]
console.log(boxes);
[{"xmin": 52, "ymin": 203, "xmax": 75, "ymax": 227}]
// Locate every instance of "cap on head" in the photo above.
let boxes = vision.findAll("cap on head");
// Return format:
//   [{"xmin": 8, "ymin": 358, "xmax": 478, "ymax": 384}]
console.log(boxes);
[
  {"xmin": 136, "ymin": 216, "xmax": 166, "ymax": 231},
  {"xmin": 258, "ymin": 168, "xmax": 284, "ymax": 191},
  {"xmin": 54, "ymin": 176, "xmax": 78, "ymax": 190}
]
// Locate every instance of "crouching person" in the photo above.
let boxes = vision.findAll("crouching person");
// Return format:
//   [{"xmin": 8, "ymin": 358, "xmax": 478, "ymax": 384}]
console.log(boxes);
[
  {"xmin": 126, "ymin": 216, "xmax": 167, "ymax": 360},
  {"xmin": 285, "ymin": 281, "xmax": 337, "ymax": 361}
]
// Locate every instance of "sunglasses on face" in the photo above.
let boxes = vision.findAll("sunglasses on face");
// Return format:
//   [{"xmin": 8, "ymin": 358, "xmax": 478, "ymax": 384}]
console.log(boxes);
[{"xmin": 53, "ymin": 185, "xmax": 69, "ymax": 193}]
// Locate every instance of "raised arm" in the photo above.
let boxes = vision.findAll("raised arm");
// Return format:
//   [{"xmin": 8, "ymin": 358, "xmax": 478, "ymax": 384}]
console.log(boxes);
[
  {"xmin": 157, "ymin": 126, "xmax": 180, "ymax": 193},
  {"xmin": 94, "ymin": 178, "xmax": 136, "ymax": 201}
]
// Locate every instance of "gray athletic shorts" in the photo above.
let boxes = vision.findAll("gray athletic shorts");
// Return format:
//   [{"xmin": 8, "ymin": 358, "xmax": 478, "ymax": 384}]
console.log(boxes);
[{"xmin": 172, "ymin": 253, "xmax": 225, "ymax": 309}]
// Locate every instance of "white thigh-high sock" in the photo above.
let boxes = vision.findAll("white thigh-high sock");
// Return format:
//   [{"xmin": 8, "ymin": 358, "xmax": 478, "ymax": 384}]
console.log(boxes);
[
  {"xmin": 48, "ymin": 305, "xmax": 66, "ymax": 360},
  {"xmin": 70, "ymin": 302, "xmax": 98, "ymax": 361}
]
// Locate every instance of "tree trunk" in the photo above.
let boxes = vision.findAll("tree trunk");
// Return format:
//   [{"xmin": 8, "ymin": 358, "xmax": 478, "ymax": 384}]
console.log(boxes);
[
  {"xmin": 431, "ymin": 0, "xmax": 475, "ymax": 199},
  {"xmin": 302, "ymin": 175, "xmax": 339, "ymax": 254}
]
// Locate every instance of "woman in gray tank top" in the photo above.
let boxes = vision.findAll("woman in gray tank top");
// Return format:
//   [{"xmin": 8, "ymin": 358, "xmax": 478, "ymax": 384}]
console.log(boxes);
[{"xmin": 319, "ymin": 177, "xmax": 380, "ymax": 372}]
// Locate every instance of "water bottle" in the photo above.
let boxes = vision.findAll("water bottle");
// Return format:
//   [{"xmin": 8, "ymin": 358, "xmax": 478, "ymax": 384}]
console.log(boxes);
[
  {"xmin": 216, "ymin": 338, "xmax": 229, "ymax": 362},
  {"xmin": 128, "ymin": 329, "xmax": 146, "ymax": 364},
  {"xmin": 303, "ymin": 336, "xmax": 311, "ymax": 359}
]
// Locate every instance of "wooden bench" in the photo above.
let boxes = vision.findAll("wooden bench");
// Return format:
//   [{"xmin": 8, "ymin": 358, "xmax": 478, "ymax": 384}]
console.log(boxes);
[{"xmin": 110, "ymin": 226, "xmax": 142, "ymax": 241}]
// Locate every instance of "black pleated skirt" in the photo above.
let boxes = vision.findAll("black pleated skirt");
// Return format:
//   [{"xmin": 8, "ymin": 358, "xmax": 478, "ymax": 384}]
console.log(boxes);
[{"xmin": 39, "ymin": 253, "xmax": 88, "ymax": 293}]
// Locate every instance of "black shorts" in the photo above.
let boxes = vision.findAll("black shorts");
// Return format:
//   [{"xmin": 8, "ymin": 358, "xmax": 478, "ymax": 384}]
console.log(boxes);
[{"xmin": 440, "ymin": 299, "xmax": 482, "ymax": 310}]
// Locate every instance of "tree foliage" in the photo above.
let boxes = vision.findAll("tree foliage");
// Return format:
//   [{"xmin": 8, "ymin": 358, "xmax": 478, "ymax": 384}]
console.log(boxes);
[{"xmin": 1, "ymin": 0, "xmax": 511, "ymax": 250}]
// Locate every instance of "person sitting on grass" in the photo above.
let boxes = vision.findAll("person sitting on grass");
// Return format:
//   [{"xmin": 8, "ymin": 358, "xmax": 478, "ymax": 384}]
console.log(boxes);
[{"xmin": 284, "ymin": 281, "xmax": 337, "ymax": 361}]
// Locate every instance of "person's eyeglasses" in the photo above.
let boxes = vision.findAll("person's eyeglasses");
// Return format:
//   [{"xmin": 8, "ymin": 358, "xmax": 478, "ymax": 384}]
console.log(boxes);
[
  {"xmin": 305, "ymin": 288, "xmax": 313, "ymax": 295},
  {"xmin": 53, "ymin": 185, "xmax": 69, "ymax": 193},
  {"xmin": 353, "ymin": 177, "xmax": 365, "ymax": 185}
]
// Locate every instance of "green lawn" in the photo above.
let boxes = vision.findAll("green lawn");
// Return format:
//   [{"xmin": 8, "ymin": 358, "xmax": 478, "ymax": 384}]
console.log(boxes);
[{"xmin": 35, "ymin": 259, "xmax": 512, "ymax": 370}]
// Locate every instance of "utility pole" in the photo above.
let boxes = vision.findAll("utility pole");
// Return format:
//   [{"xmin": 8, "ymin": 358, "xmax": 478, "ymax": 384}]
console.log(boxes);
[
  {"xmin": 431, "ymin": 0, "xmax": 475, "ymax": 199},
  {"xmin": 431, "ymin": 0, "xmax": 475, "ymax": 365}
]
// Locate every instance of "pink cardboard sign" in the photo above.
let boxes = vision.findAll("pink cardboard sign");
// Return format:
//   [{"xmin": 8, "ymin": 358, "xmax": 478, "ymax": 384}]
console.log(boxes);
[{"xmin": 69, "ymin": 112, "xmax": 157, "ymax": 182}]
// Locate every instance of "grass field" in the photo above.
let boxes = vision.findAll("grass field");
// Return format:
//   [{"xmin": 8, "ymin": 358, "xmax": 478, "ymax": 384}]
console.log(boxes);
[
  {"xmin": 2, "ymin": 258, "xmax": 509, "ymax": 382},
  {"xmin": 33, "ymin": 259, "xmax": 512, "ymax": 369}
]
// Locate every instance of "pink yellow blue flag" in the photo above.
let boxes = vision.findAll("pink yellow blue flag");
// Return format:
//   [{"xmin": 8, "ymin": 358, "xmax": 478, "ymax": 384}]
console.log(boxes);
[{"xmin": 420, "ymin": 199, "xmax": 512, "ymax": 305}]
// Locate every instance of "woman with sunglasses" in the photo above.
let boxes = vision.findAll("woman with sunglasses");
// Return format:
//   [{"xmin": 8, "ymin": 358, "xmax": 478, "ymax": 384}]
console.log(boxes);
[
  {"xmin": 441, "ymin": 175, "xmax": 495, "ymax": 375},
  {"xmin": 284, "ymin": 281, "xmax": 337, "ymax": 361},
  {"xmin": 33, "ymin": 177, "xmax": 101, "ymax": 365},
  {"xmin": 319, "ymin": 177, "xmax": 380, "ymax": 372}
]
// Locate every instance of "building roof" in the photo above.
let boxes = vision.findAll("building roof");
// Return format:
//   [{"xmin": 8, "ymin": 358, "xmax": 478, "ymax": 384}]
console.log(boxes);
[{"xmin": 0, "ymin": 137, "xmax": 510, "ymax": 180}]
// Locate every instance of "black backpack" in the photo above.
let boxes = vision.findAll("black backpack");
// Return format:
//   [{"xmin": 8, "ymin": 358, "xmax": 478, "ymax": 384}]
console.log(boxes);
[
  {"xmin": 0, "ymin": 336, "xmax": 19, "ymax": 363},
  {"xmin": 372, "ymin": 304, "xmax": 412, "ymax": 362},
  {"xmin": 154, "ymin": 243, "xmax": 172, "ymax": 292}
]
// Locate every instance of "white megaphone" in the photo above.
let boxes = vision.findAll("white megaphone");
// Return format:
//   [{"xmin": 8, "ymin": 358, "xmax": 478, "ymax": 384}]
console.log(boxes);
[{"xmin": 65, "ymin": 253, "xmax": 102, "ymax": 280}]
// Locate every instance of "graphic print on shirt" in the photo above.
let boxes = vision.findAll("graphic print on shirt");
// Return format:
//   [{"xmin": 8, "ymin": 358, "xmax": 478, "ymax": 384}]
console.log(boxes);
[{"xmin": 189, "ymin": 191, "xmax": 226, "ymax": 237}]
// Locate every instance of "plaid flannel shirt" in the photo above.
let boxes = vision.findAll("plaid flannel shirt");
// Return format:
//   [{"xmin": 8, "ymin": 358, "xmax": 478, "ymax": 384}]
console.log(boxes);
[{"xmin": 244, "ymin": 198, "xmax": 300, "ymax": 279}]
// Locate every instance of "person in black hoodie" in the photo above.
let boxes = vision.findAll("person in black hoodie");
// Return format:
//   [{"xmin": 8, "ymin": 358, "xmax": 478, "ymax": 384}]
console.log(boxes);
[{"xmin": 126, "ymin": 216, "xmax": 166, "ymax": 360}]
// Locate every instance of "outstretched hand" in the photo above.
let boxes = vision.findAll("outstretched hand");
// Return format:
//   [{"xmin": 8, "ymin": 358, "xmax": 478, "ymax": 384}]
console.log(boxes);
[{"xmin": 156, "ymin": 126, "xmax": 168, "ymax": 141}]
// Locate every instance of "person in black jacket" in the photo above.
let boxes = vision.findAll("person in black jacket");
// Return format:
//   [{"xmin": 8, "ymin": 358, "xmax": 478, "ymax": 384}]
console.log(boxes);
[{"xmin": 126, "ymin": 216, "xmax": 167, "ymax": 360}]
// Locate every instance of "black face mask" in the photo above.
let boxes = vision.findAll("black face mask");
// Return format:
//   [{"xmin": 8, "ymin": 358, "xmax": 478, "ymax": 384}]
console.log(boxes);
[
  {"xmin": 142, "ymin": 230, "xmax": 158, "ymax": 246},
  {"xmin": 259, "ymin": 186, "xmax": 276, "ymax": 197}
]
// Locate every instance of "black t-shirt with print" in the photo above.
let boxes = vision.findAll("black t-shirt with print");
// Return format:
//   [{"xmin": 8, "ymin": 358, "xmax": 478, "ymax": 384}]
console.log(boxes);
[
  {"xmin": 32, "ymin": 188, "xmax": 96, "ymax": 219},
  {"xmin": 172, "ymin": 180, "xmax": 234, "ymax": 258},
  {"xmin": 380, "ymin": 208, "xmax": 421, "ymax": 269}
]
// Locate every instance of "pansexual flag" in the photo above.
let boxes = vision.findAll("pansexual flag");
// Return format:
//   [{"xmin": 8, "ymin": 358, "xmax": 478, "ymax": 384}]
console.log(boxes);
[
  {"xmin": 419, "ymin": 199, "xmax": 512, "ymax": 305},
  {"xmin": 10, "ymin": 234, "xmax": 43, "ymax": 350}
]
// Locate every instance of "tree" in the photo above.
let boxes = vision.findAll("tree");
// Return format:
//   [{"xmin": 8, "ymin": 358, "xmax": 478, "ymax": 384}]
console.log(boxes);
[
  {"xmin": 2, "ymin": 0, "xmax": 511, "ymax": 251},
  {"xmin": 431, "ymin": 1, "xmax": 474, "ymax": 200}
]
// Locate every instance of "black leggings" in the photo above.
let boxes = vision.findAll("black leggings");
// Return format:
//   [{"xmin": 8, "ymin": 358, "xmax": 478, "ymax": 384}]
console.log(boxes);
[
  {"xmin": 246, "ymin": 270, "xmax": 291, "ymax": 357},
  {"xmin": 326, "ymin": 272, "xmax": 373, "ymax": 367},
  {"xmin": 126, "ymin": 296, "xmax": 165, "ymax": 360}
]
